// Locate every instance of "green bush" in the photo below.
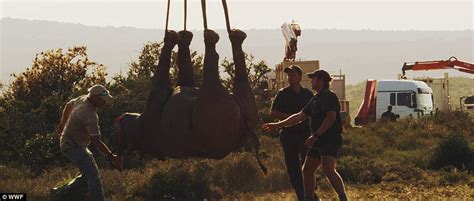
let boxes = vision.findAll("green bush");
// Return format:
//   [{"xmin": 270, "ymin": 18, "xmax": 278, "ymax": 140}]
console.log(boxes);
[
  {"xmin": 221, "ymin": 153, "xmax": 264, "ymax": 192},
  {"xmin": 338, "ymin": 156, "xmax": 384, "ymax": 184},
  {"xmin": 341, "ymin": 128, "xmax": 384, "ymax": 158},
  {"xmin": 381, "ymin": 162, "xmax": 424, "ymax": 182},
  {"xmin": 20, "ymin": 133, "xmax": 66, "ymax": 171},
  {"xmin": 430, "ymin": 134, "xmax": 473, "ymax": 171},
  {"xmin": 144, "ymin": 161, "xmax": 212, "ymax": 201},
  {"xmin": 438, "ymin": 167, "xmax": 470, "ymax": 185}
]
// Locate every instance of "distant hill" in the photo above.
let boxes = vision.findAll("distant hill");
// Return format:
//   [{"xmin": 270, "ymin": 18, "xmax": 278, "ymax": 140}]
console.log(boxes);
[{"xmin": 1, "ymin": 17, "xmax": 473, "ymax": 84}]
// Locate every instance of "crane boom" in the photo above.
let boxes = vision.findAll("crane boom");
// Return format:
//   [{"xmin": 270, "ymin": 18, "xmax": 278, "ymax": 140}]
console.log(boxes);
[{"xmin": 402, "ymin": 56, "xmax": 474, "ymax": 77}]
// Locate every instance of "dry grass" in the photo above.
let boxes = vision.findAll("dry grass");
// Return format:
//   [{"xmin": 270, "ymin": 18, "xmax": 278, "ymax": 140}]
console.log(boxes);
[
  {"xmin": 1, "ymin": 112, "xmax": 473, "ymax": 200},
  {"xmin": 1, "ymin": 162, "xmax": 472, "ymax": 201}
]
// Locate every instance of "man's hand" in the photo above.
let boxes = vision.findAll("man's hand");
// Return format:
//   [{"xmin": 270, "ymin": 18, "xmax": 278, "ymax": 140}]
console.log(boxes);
[
  {"xmin": 304, "ymin": 135, "xmax": 318, "ymax": 148},
  {"xmin": 91, "ymin": 135, "xmax": 121, "ymax": 169},
  {"xmin": 261, "ymin": 122, "xmax": 281, "ymax": 132},
  {"xmin": 110, "ymin": 154, "xmax": 123, "ymax": 170}
]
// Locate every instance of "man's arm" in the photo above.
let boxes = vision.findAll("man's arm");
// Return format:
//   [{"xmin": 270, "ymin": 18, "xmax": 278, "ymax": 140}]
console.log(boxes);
[
  {"xmin": 304, "ymin": 93, "xmax": 339, "ymax": 147},
  {"xmin": 91, "ymin": 136, "xmax": 123, "ymax": 169},
  {"xmin": 314, "ymin": 94, "xmax": 339, "ymax": 136},
  {"xmin": 270, "ymin": 110, "xmax": 292, "ymax": 120},
  {"xmin": 55, "ymin": 102, "xmax": 73, "ymax": 135},
  {"xmin": 279, "ymin": 111, "xmax": 308, "ymax": 128},
  {"xmin": 262, "ymin": 111, "xmax": 308, "ymax": 131},
  {"xmin": 304, "ymin": 111, "xmax": 336, "ymax": 147},
  {"xmin": 314, "ymin": 111, "xmax": 337, "ymax": 136},
  {"xmin": 91, "ymin": 136, "xmax": 114, "ymax": 159},
  {"xmin": 85, "ymin": 114, "xmax": 122, "ymax": 169}
]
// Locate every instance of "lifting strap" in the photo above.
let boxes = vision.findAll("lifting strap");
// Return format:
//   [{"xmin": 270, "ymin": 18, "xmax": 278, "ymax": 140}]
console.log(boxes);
[{"xmin": 221, "ymin": 0, "xmax": 231, "ymax": 33}]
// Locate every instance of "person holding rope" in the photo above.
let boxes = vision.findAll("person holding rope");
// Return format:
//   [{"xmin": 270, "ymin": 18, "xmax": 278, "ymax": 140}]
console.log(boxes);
[
  {"xmin": 56, "ymin": 84, "xmax": 122, "ymax": 201},
  {"xmin": 263, "ymin": 70, "xmax": 347, "ymax": 201}
]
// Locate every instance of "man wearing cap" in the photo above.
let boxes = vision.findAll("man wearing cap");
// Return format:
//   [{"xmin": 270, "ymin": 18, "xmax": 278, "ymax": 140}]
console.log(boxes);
[
  {"xmin": 269, "ymin": 65, "xmax": 313, "ymax": 201},
  {"xmin": 263, "ymin": 70, "xmax": 347, "ymax": 201},
  {"xmin": 55, "ymin": 84, "xmax": 121, "ymax": 201}
]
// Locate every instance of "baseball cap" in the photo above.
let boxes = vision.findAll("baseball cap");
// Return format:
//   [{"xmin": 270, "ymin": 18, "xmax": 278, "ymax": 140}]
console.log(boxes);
[
  {"xmin": 88, "ymin": 84, "xmax": 113, "ymax": 102},
  {"xmin": 283, "ymin": 65, "xmax": 303, "ymax": 75},
  {"xmin": 307, "ymin": 69, "xmax": 333, "ymax": 82}
]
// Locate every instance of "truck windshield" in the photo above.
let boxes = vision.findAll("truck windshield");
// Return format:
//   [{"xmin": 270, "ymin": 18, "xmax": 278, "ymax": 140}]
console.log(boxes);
[
  {"xmin": 417, "ymin": 87, "xmax": 433, "ymax": 94},
  {"xmin": 417, "ymin": 93, "xmax": 433, "ymax": 111}
]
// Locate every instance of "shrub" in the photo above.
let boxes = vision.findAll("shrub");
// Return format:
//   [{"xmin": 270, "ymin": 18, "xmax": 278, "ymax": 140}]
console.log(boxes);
[
  {"xmin": 144, "ymin": 161, "xmax": 212, "ymax": 201},
  {"xmin": 381, "ymin": 162, "xmax": 424, "ymax": 182},
  {"xmin": 430, "ymin": 134, "xmax": 473, "ymax": 170},
  {"xmin": 222, "ymin": 153, "xmax": 264, "ymax": 192},
  {"xmin": 438, "ymin": 167, "xmax": 470, "ymax": 185},
  {"xmin": 21, "ymin": 133, "xmax": 66, "ymax": 171},
  {"xmin": 338, "ymin": 156, "xmax": 384, "ymax": 184}
]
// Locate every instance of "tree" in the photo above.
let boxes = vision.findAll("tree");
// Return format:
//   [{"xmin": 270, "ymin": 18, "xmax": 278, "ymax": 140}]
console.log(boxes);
[
  {"xmin": 221, "ymin": 53, "xmax": 271, "ymax": 92},
  {"xmin": 0, "ymin": 46, "xmax": 106, "ymax": 165},
  {"xmin": 5, "ymin": 46, "xmax": 106, "ymax": 107}
]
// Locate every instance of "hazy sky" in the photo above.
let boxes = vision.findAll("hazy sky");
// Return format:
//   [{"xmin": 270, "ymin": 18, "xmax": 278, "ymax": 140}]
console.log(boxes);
[{"xmin": 1, "ymin": 0, "xmax": 473, "ymax": 30}]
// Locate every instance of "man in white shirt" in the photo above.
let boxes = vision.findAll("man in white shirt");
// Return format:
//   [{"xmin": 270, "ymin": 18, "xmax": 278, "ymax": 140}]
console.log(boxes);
[{"xmin": 56, "ymin": 84, "xmax": 121, "ymax": 201}]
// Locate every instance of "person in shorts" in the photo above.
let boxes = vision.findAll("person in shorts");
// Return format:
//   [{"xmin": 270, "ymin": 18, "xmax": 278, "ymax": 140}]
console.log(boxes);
[{"xmin": 262, "ymin": 70, "xmax": 347, "ymax": 201}]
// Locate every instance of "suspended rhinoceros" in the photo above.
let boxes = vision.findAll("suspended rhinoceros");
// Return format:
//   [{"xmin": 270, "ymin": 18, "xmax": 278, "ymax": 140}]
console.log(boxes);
[{"xmin": 113, "ymin": 29, "xmax": 265, "ymax": 172}]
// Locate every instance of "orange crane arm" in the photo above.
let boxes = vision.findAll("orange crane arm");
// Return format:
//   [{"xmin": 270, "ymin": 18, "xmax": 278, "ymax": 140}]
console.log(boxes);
[{"xmin": 402, "ymin": 56, "xmax": 474, "ymax": 77}]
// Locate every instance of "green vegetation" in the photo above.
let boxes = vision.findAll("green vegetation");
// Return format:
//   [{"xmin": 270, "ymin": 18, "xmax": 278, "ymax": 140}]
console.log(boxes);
[
  {"xmin": 0, "ymin": 45, "xmax": 473, "ymax": 200},
  {"xmin": 1, "ymin": 113, "xmax": 473, "ymax": 200}
]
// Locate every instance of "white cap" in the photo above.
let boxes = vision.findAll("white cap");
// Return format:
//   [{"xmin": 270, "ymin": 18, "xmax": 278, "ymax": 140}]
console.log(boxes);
[{"xmin": 88, "ymin": 84, "xmax": 113, "ymax": 102}]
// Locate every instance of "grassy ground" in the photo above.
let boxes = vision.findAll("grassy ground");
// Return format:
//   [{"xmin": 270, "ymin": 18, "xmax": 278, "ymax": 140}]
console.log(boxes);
[
  {"xmin": 1, "ymin": 112, "xmax": 473, "ymax": 200},
  {"xmin": 229, "ymin": 184, "xmax": 474, "ymax": 200},
  {"xmin": 0, "ymin": 164, "xmax": 472, "ymax": 200}
]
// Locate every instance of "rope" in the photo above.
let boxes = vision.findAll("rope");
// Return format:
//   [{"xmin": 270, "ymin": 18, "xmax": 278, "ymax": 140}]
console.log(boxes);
[
  {"xmin": 165, "ymin": 0, "xmax": 171, "ymax": 34},
  {"xmin": 184, "ymin": 0, "xmax": 187, "ymax": 31},
  {"xmin": 201, "ymin": 0, "xmax": 208, "ymax": 30},
  {"xmin": 221, "ymin": 0, "xmax": 231, "ymax": 33}
]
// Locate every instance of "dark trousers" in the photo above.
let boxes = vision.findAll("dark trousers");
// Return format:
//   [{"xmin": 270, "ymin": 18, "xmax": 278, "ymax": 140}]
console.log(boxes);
[{"xmin": 280, "ymin": 133, "xmax": 308, "ymax": 201}]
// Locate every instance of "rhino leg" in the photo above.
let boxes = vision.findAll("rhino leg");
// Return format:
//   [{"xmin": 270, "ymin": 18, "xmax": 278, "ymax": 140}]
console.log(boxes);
[
  {"xmin": 190, "ymin": 29, "xmax": 242, "ymax": 158},
  {"xmin": 229, "ymin": 29, "xmax": 265, "ymax": 173},
  {"xmin": 140, "ymin": 30, "xmax": 179, "ymax": 156},
  {"xmin": 229, "ymin": 29, "xmax": 258, "ymax": 129},
  {"xmin": 144, "ymin": 30, "xmax": 179, "ymax": 115},
  {"xmin": 177, "ymin": 30, "xmax": 194, "ymax": 87},
  {"xmin": 202, "ymin": 29, "xmax": 225, "ymax": 91}
]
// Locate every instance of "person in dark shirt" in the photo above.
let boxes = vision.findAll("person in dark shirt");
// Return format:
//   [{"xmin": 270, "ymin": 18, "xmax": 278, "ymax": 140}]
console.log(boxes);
[
  {"xmin": 270, "ymin": 65, "xmax": 313, "ymax": 201},
  {"xmin": 263, "ymin": 70, "xmax": 347, "ymax": 201},
  {"xmin": 381, "ymin": 105, "xmax": 397, "ymax": 122}
]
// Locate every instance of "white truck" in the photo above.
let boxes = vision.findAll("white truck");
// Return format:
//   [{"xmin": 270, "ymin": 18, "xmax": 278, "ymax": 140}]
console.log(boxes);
[
  {"xmin": 355, "ymin": 79, "xmax": 434, "ymax": 125},
  {"xmin": 460, "ymin": 96, "xmax": 474, "ymax": 112}
]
